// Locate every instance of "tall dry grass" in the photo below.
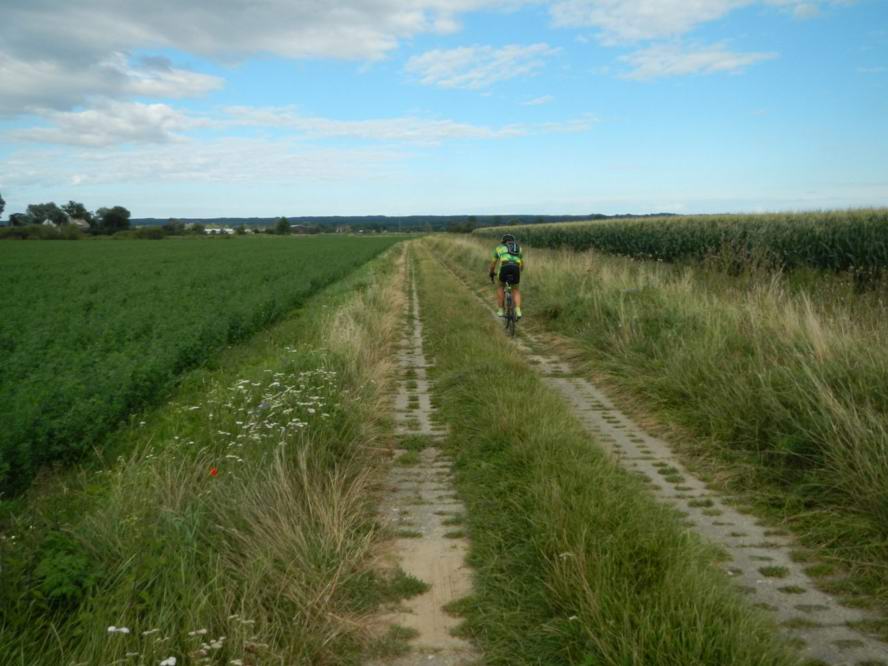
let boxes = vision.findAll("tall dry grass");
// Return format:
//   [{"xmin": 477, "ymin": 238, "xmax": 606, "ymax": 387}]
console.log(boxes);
[{"xmin": 432, "ymin": 235, "xmax": 888, "ymax": 601}]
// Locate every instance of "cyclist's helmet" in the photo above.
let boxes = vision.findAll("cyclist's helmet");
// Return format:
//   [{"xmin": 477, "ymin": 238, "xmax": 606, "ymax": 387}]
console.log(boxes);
[{"xmin": 502, "ymin": 233, "xmax": 515, "ymax": 243}]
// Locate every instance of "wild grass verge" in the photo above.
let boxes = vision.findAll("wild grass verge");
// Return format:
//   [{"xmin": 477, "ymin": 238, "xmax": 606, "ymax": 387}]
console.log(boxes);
[
  {"xmin": 431, "ymin": 235, "xmax": 888, "ymax": 613},
  {"xmin": 412, "ymin": 245, "xmax": 795, "ymax": 665},
  {"xmin": 0, "ymin": 245, "xmax": 407, "ymax": 665}
]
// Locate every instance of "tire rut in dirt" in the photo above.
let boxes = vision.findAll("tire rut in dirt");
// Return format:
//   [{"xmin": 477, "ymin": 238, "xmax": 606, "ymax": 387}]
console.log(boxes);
[{"xmin": 370, "ymin": 264, "xmax": 479, "ymax": 666}]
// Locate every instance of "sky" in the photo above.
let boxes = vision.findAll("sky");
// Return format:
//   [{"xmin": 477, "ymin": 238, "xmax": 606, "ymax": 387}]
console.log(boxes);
[{"xmin": 0, "ymin": 0, "xmax": 886, "ymax": 218}]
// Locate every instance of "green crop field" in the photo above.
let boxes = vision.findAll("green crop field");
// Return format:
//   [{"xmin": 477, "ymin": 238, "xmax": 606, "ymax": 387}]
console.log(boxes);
[
  {"xmin": 476, "ymin": 209, "xmax": 888, "ymax": 276},
  {"xmin": 0, "ymin": 236, "xmax": 400, "ymax": 495}
]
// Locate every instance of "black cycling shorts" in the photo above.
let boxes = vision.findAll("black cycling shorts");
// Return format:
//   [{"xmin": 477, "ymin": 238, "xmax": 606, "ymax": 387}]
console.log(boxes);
[{"xmin": 499, "ymin": 263, "xmax": 520, "ymax": 285}]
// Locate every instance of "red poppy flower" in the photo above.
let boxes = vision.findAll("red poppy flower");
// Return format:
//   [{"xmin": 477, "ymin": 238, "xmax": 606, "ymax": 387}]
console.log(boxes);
[{"xmin": 210, "ymin": 467, "xmax": 218, "ymax": 477}]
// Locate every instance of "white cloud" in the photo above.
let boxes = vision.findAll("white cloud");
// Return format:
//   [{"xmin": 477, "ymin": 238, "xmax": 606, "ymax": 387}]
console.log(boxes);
[
  {"xmin": 237, "ymin": 105, "xmax": 597, "ymax": 138},
  {"xmin": 541, "ymin": 114, "xmax": 599, "ymax": 132},
  {"xmin": 550, "ymin": 0, "xmax": 749, "ymax": 43},
  {"xmin": 0, "ymin": 0, "xmax": 514, "ymax": 62},
  {"xmin": 406, "ymin": 43, "xmax": 559, "ymax": 89},
  {"xmin": 620, "ymin": 43, "xmax": 778, "ymax": 79},
  {"xmin": 549, "ymin": 0, "xmax": 852, "ymax": 43},
  {"xmin": 226, "ymin": 105, "xmax": 595, "ymax": 142},
  {"xmin": 790, "ymin": 3, "xmax": 822, "ymax": 18},
  {"xmin": 522, "ymin": 95, "xmax": 555, "ymax": 105},
  {"xmin": 0, "ymin": 51, "xmax": 223, "ymax": 115},
  {"xmin": 0, "ymin": 139, "xmax": 408, "ymax": 189},
  {"xmin": 10, "ymin": 102, "xmax": 204, "ymax": 147},
  {"xmin": 224, "ymin": 106, "xmax": 527, "ymax": 143},
  {"xmin": 6, "ymin": 102, "xmax": 595, "ymax": 148},
  {"xmin": 0, "ymin": 0, "xmax": 522, "ymax": 115}
]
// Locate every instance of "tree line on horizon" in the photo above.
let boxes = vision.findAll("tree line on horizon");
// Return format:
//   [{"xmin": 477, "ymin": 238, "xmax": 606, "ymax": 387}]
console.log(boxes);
[
  {"xmin": 131, "ymin": 212, "xmax": 675, "ymax": 233},
  {"xmin": 1, "ymin": 196, "xmax": 132, "ymax": 235},
  {"xmin": 0, "ymin": 190, "xmax": 675, "ymax": 237}
]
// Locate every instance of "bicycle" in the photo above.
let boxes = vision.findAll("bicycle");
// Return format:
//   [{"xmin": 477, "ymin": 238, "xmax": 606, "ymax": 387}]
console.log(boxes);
[{"xmin": 490, "ymin": 271, "xmax": 519, "ymax": 337}]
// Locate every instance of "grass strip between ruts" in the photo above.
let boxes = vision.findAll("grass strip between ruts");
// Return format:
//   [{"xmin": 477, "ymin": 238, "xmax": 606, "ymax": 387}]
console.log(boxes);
[{"xmin": 412, "ymin": 245, "xmax": 796, "ymax": 665}]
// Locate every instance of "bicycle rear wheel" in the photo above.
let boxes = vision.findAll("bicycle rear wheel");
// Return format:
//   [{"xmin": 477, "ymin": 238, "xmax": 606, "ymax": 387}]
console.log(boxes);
[{"xmin": 504, "ymin": 291, "xmax": 516, "ymax": 337}]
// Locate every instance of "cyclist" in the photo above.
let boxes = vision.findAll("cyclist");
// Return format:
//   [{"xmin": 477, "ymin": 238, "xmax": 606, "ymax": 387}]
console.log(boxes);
[{"xmin": 488, "ymin": 233, "xmax": 524, "ymax": 319}]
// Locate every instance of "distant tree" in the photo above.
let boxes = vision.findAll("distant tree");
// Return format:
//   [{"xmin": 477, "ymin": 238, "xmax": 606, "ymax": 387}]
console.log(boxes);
[
  {"xmin": 26, "ymin": 202, "xmax": 67, "ymax": 226},
  {"xmin": 61, "ymin": 201, "xmax": 93, "ymax": 224},
  {"xmin": 95, "ymin": 206, "xmax": 131, "ymax": 234},
  {"xmin": 9, "ymin": 213, "xmax": 32, "ymax": 227},
  {"xmin": 274, "ymin": 217, "xmax": 291, "ymax": 235},
  {"xmin": 190, "ymin": 223, "xmax": 206, "ymax": 235},
  {"xmin": 0, "ymin": 191, "xmax": 5, "ymax": 219},
  {"xmin": 162, "ymin": 219, "xmax": 185, "ymax": 235},
  {"xmin": 446, "ymin": 217, "xmax": 477, "ymax": 234},
  {"xmin": 235, "ymin": 224, "xmax": 246, "ymax": 235}
]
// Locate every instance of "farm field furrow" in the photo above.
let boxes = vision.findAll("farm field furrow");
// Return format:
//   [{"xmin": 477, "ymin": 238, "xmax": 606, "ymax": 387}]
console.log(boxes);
[{"xmin": 0, "ymin": 236, "xmax": 400, "ymax": 495}]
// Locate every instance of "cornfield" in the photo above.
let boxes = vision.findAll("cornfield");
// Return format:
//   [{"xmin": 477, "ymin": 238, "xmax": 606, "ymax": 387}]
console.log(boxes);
[{"xmin": 475, "ymin": 209, "xmax": 888, "ymax": 275}]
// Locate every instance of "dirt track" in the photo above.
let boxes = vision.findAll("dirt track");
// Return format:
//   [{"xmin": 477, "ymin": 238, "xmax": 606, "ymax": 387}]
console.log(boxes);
[{"xmin": 372, "ymin": 264, "xmax": 478, "ymax": 666}]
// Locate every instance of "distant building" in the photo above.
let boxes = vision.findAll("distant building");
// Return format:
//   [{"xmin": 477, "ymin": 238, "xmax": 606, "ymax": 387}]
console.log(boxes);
[
  {"xmin": 41, "ymin": 219, "xmax": 57, "ymax": 227},
  {"xmin": 68, "ymin": 218, "xmax": 90, "ymax": 230},
  {"xmin": 205, "ymin": 225, "xmax": 236, "ymax": 235}
]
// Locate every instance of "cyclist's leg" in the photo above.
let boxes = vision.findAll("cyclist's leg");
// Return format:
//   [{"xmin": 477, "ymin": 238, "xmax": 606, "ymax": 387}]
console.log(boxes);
[
  {"xmin": 496, "ymin": 283, "xmax": 505, "ymax": 308},
  {"xmin": 513, "ymin": 287, "xmax": 521, "ymax": 309}
]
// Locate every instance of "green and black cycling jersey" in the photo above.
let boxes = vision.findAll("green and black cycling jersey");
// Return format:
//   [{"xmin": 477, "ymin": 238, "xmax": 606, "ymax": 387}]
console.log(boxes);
[
  {"xmin": 492, "ymin": 242, "xmax": 523, "ymax": 269},
  {"xmin": 492, "ymin": 241, "xmax": 523, "ymax": 285}
]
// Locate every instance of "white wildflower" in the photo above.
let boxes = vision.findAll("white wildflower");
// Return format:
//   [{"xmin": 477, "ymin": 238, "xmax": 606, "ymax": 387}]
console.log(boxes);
[{"xmin": 159, "ymin": 657, "xmax": 177, "ymax": 666}]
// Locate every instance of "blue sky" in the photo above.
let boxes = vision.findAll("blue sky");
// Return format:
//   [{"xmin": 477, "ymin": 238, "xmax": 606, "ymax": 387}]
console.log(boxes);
[{"xmin": 0, "ymin": 0, "xmax": 886, "ymax": 218}]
